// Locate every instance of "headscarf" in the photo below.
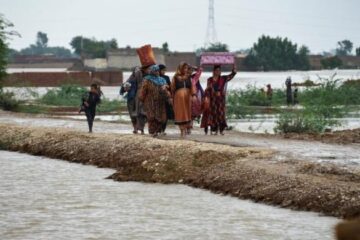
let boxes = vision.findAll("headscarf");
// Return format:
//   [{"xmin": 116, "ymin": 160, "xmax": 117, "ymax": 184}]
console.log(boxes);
[
  {"xmin": 144, "ymin": 64, "xmax": 167, "ymax": 86},
  {"xmin": 159, "ymin": 64, "xmax": 166, "ymax": 71},
  {"xmin": 174, "ymin": 61, "xmax": 189, "ymax": 78}
]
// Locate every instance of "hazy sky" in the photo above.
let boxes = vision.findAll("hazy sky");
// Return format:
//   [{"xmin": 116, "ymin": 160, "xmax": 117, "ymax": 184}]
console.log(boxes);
[{"xmin": 1, "ymin": 0, "xmax": 360, "ymax": 54}]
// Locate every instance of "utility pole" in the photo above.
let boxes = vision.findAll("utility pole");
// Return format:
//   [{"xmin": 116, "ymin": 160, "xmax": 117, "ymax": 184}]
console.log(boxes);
[{"xmin": 205, "ymin": 0, "xmax": 218, "ymax": 46}]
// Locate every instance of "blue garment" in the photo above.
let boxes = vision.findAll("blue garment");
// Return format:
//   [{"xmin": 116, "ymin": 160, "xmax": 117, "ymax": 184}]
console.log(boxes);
[
  {"xmin": 144, "ymin": 65, "xmax": 167, "ymax": 86},
  {"xmin": 126, "ymin": 80, "xmax": 137, "ymax": 100},
  {"xmin": 144, "ymin": 75, "xmax": 167, "ymax": 86}
]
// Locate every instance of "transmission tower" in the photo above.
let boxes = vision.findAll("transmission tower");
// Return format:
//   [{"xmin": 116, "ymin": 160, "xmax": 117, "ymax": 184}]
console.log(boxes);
[{"xmin": 205, "ymin": 0, "xmax": 218, "ymax": 46}]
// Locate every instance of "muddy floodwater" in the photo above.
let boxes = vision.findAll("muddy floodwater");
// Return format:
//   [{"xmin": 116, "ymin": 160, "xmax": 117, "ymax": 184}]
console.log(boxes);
[
  {"xmin": 0, "ymin": 151, "xmax": 339, "ymax": 240},
  {"xmin": 5, "ymin": 69, "xmax": 360, "ymax": 101}
]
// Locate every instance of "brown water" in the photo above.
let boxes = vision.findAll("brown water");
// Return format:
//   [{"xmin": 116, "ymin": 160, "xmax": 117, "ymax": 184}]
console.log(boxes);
[{"xmin": 0, "ymin": 151, "xmax": 339, "ymax": 240}]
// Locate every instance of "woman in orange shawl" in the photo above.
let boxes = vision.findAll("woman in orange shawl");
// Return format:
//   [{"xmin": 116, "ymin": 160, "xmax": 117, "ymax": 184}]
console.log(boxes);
[{"xmin": 171, "ymin": 62, "xmax": 196, "ymax": 138}]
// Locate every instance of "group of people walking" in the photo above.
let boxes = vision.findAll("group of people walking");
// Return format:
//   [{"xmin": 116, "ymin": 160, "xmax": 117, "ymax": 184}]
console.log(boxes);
[{"xmin": 120, "ymin": 62, "xmax": 237, "ymax": 137}]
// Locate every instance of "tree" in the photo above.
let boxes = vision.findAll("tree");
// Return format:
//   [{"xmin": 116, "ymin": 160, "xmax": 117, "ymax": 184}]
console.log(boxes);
[
  {"xmin": 70, "ymin": 36, "xmax": 118, "ymax": 58},
  {"xmin": 18, "ymin": 32, "xmax": 73, "ymax": 57},
  {"xmin": 336, "ymin": 40, "xmax": 353, "ymax": 56},
  {"xmin": 162, "ymin": 42, "xmax": 169, "ymax": 53},
  {"xmin": 356, "ymin": 47, "xmax": 360, "ymax": 56},
  {"xmin": 196, "ymin": 42, "xmax": 229, "ymax": 54},
  {"xmin": 0, "ymin": 14, "xmax": 20, "ymax": 88},
  {"xmin": 296, "ymin": 46, "xmax": 311, "ymax": 70},
  {"xmin": 244, "ymin": 35, "xmax": 310, "ymax": 71},
  {"xmin": 205, "ymin": 42, "xmax": 229, "ymax": 52},
  {"xmin": 321, "ymin": 56, "xmax": 343, "ymax": 69},
  {"xmin": 36, "ymin": 31, "xmax": 48, "ymax": 48}
]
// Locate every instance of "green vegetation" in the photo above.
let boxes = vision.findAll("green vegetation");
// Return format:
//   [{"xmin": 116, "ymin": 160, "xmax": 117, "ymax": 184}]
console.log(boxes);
[
  {"xmin": 97, "ymin": 99, "xmax": 126, "ymax": 113},
  {"xmin": 197, "ymin": 42, "xmax": 229, "ymax": 53},
  {"xmin": 226, "ymin": 76, "xmax": 360, "ymax": 133},
  {"xmin": 70, "ymin": 36, "xmax": 118, "ymax": 58},
  {"xmin": 162, "ymin": 42, "xmax": 169, "ymax": 53},
  {"xmin": 336, "ymin": 40, "xmax": 353, "ymax": 56},
  {"xmin": 321, "ymin": 56, "xmax": 343, "ymax": 69},
  {"xmin": 40, "ymin": 85, "xmax": 87, "ymax": 106},
  {"xmin": 244, "ymin": 35, "xmax": 310, "ymax": 71},
  {"xmin": 0, "ymin": 91, "xmax": 19, "ymax": 111},
  {"xmin": 11, "ymin": 32, "xmax": 73, "ymax": 59},
  {"xmin": 15, "ymin": 104, "xmax": 48, "ymax": 114},
  {"xmin": 274, "ymin": 77, "xmax": 357, "ymax": 133},
  {"xmin": 0, "ymin": 14, "xmax": 21, "ymax": 111},
  {"xmin": 37, "ymin": 84, "xmax": 125, "ymax": 113},
  {"xmin": 274, "ymin": 109, "xmax": 341, "ymax": 134}
]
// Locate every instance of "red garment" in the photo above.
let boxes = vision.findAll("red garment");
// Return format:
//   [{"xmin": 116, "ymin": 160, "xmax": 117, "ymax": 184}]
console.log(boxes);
[
  {"xmin": 191, "ymin": 68, "xmax": 203, "ymax": 119},
  {"xmin": 200, "ymin": 72, "xmax": 236, "ymax": 132}
]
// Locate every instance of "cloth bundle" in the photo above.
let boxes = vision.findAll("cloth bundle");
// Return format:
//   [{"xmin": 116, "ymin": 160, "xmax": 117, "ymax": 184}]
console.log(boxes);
[{"xmin": 137, "ymin": 44, "xmax": 156, "ymax": 67}]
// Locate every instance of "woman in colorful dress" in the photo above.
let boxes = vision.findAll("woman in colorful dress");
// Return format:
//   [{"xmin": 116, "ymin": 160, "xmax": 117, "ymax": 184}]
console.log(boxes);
[
  {"xmin": 200, "ymin": 65, "xmax": 237, "ymax": 135},
  {"xmin": 139, "ymin": 65, "xmax": 170, "ymax": 137},
  {"xmin": 171, "ymin": 62, "xmax": 196, "ymax": 138},
  {"xmin": 187, "ymin": 66, "xmax": 203, "ymax": 134}
]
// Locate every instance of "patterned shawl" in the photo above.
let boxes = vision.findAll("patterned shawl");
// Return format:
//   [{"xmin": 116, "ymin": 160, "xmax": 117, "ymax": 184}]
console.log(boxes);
[{"xmin": 144, "ymin": 65, "xmax": 167, "ymax": 86}]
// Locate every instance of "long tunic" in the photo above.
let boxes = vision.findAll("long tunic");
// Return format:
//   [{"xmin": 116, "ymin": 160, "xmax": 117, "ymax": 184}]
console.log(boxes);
[
  {"xmin": 200, "ymin": 71, "xmax": 236, "ymax": 130},
  {"xmin": 134, "ymin": 68, "xmax": 146, "ymax": 116},
  {"xmin": 139, "ymin": 79, "xmax": 169, "ymax": 134},
  {"xmin": 171, "ymin": 76, "xmax": 195, "ymax": 125},
  {"xmin": 191, "ymin": 68, "xmax": 203, "ymax": 119},
  {"xmin": 161, "ymin": 74, "xmax": 174, "ymax": 120}
]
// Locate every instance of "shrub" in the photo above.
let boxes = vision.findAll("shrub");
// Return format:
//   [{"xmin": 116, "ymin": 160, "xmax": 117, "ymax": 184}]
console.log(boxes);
[
  {"xmin": 274, "ymin": 109, "xmax": 341, "ymax": 134},
  {"xmin": 0, "ymin": 91, "xmax": 19, "ymax": 111}
]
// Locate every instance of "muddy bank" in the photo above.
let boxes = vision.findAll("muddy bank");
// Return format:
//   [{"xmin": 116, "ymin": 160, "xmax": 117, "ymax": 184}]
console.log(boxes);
[
  {"xmin": 282, "ymin": 128, "xmax": 360, "ymax": 145},
  {"xmin": 0, "ymin": 124, "xmax": 359, "ymax": 218}
]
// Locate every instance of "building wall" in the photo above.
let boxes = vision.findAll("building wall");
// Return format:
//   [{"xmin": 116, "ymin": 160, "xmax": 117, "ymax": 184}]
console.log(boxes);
[
  {"xmin": 4, "ymin": 71, "xmax": 123, "ymax": 87},
  {"xmin": 309, "ymin": 55, "xmax": 323, "ymax": 70},
  {"xmin": 164, "ymin": 53, "xmax": 197, "ymax": 71},
  {"xmin": 7, "ymin": 63, "xmax": 76, "ymax": 69},
  {"xmin": 339, "ymin": 56, "xmax": 360, "ymax": 68},
  {"xmin": 84, "ymin": 58, "xmax": 108, "ymax": 69}
]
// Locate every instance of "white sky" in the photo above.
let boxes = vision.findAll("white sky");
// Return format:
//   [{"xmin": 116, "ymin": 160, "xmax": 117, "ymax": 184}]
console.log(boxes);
[{"xmin": 1, "ymin": 0, "xmax": 360, "ymax": 54}]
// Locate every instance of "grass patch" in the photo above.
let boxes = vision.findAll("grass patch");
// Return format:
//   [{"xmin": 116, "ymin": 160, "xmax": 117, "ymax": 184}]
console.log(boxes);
[
  {"xmin": 16, "ymin": 104, "xmax": 49, "ymax": 114},
  {"xmin": 97, "ymin": 99, "xmax": 126, "ymax": 113},
  {"xmin": 39, "ymin": 84, "xmax": 87, "ymax": 107}
]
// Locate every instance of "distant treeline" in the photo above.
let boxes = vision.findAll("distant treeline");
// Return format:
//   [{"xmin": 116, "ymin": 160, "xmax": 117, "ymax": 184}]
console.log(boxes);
[{"xmin": 6, "ymin": 30, "xmax": 360, "ymax": 71}]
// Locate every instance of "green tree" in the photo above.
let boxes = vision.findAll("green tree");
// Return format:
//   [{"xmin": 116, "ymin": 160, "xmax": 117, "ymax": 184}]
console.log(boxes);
[
  {"xmin": 196, "ymin": 42, "xmax": 229, "ymax": 53},
  {"xmin": 0, "ymin": 14, "xmax": 19, "ymax": 88},
  {"xmin": 296, "ymin": 45, "xmax": 311, "ymax": 70},
  {"xmin": 244, "ymin": 35, "xmax": 310, "ymax": 71},
  {"xmin": 321, "ymin": 56, "xmax": 343, "ymax": 69},
  {"xmin": 356, "ymin": 47, "xmax": 360, "ymax": 56},
  {"xmin": 70, "ymin": 36, "xmax": 118, "ymax": 58},
  {"xmin": 205, "ymin": 42, "xmax": 229, "ymax": 52},
  {"xmin": 36, "ymin": 31, "xmax": 48, "ymax": 48},
  {"xmin": 336, "ymin": 40, "xmax": 353, "ymax": 56},
  {"xmin": 19, "ymin": 32, "xmax": 72, "ymax": 57},
  {"xmin": 162, "ymin": 42, "xmax": 169, "ymax": 53}
]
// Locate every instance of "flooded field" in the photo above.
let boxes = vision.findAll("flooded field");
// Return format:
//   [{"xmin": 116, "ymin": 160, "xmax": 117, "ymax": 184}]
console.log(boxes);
[
  {"xmin": 0, "ymin": 151, "xmax": 339, "ymax": 240},
  {"xmin": 5, "ymin": 69, "xmax": 360, "ymax": 101}
]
